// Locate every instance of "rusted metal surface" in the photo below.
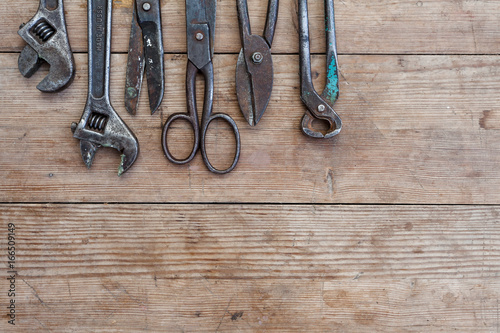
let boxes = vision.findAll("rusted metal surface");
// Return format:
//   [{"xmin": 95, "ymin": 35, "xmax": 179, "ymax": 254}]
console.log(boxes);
[
  {"xmin": 17, "ymin": 0, "xmax": 74, "ymax": 92},
  {"xmin": 72, "ymin": 0, "xmax": 140, "ymax": 176},
  {"xmin": 161, "ymin": 0, "xmax": 240, "ymax": 174},
  {"xmin": 125, "ymin": 0, "xmax": 164, "ymax": 115},
  {"xmin": 235, "ymin": 0, "xmax": 278, "ymax": 126},
  {"xmin": 299, "ymin": 0, "xmax": 342, "ymax": 139}
]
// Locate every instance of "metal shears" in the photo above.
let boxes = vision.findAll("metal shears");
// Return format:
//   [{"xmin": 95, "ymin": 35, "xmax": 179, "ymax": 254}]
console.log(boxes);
[
  {"xmin": 125, "ymin": 0, "xmax": 164, "ymax": 115},
  {"xmin": 235, "ymin": 0, "xmax": 279, "ymax": 126},
  {"xmin": 299, "ymin": 0, "xmax": 342, "ymax": 138},
  {"xmin": 161, "ymin": 0, "xmax": 241, "ymax": 174}
]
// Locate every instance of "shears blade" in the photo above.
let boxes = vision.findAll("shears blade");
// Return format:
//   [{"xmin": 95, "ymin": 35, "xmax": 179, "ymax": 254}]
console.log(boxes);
[
  {"xmin": 204, "ymin": 0, "xmax": 217, "ymax": 58},
  {"xmin": 125, "ymin": 3, "xmax": 144, "ymax": 115},
  {"xmin": 142, "ymin": 22, "xmax": 164, "ymax": 114},
  {"xmin": 235, "ymin": 0, "xmax": 277, "ymax": 126},
  {"xmin": 125, "ymin": 0, "xmax": 164, "ymax": 115},
  {"xmin": 185, "ymin": 0, "xmax": 217, "ymax": 59},
  {"xmin": 235, "ymin": 36, "xmax": 273, "ymax": 126}
]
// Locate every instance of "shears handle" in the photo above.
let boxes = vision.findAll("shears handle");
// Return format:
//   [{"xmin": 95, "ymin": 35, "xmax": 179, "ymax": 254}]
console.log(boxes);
[
  {"xmin": 162, "ymin": 61, "xmax": 241, "ymax": 173},
  {"xmin": 162, "ymin": 61, "xmax": 200, "ymax": 164},
  {"xmin": 198, "ymin": 62, "xmax": 240, "ymax": 174},
  {"xmin": 201, "ymin": 112, "xmax": 241, "ymax": 174}
]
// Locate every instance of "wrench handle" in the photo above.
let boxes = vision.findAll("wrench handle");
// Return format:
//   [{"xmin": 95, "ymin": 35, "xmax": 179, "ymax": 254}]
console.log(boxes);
[{"xmin": 88, "ymin": 0, "xmax": 112, "ymax": 100}]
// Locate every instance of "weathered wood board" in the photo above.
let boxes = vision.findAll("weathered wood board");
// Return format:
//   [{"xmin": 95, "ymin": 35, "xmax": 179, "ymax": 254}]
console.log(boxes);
[
  {"xmin": 1, "ymin": 0, "xmax": 499, "ymax": 331},
  {"xmin": 2, "ymin": 0, "xmax": 500, "ymax": 54},
  {"xmin": 0, "ymin": 204, "xmax": 499, "ymax": 331},
  {"xmin": 1, "ymin": 53, "xmax": 499, "ymax": 203}
]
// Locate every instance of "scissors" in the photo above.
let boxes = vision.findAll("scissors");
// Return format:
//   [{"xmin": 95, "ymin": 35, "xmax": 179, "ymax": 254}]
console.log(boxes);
[
  {"xmin": 125, "ymin": 0, "xmax": 164, "ymax": 115},
  {"xmin": 299, "ymin": 0, "xmax": 342, "ymax": 138},
  {"xmin": 161, "ymin": 0, "xmax": 241, "ymax": 174},
  {"xmin": 235, "ymin": 0, "xmax": 279, "ymax": 126}
]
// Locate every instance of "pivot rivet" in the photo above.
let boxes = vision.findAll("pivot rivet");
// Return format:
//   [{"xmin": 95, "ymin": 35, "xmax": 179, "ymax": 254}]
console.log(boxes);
[{"xmin": 251, "ymin": 52, "xmax": 263, "ymax": 64}]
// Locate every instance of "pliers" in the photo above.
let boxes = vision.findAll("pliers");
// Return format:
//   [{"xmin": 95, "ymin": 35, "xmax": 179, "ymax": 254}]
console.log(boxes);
[
  {"xmin": 125, "ymin": 0, "xmax": 164, "ymax": 115},
  {"xmin": 235, "ymin": 0, "xmax": 279, "ymax": 126},
  {"xmin": 299, "ymin": 0, "xmax": 342, "ymax": 138}
]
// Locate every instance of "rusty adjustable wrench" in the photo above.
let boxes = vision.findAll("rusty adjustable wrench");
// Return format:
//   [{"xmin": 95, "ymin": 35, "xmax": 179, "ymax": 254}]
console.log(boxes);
[
  {"xmin": 18, "ymin": 0, "xmax": 75, "ymax": 92},
  {"xmin": 72, "ymin": 0, "xmax": 140, "ymax": 176}
]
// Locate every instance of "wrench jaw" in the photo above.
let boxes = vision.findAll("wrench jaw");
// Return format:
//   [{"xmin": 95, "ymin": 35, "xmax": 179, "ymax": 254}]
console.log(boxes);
[
  {"xmin": 79, "ymin": 140, "xmax": 99, "ymax": 169},
  {"xmin": 72, "ymin": 97, "xmax": 140, "ymax": 176},
  {"xmin": 17, "ymin": 0, "xmax": 75, "ymax": 92},
  {"xmin": 36, "ymin": 49, "xmax": 75, "ymax": 92},
  {"xmin": 18, "ymin": 45, "xmax": 43, "ymax": 79},
  {"xmin": 119, "ymin": 140, "xmax": 140, "ymax": 177}
]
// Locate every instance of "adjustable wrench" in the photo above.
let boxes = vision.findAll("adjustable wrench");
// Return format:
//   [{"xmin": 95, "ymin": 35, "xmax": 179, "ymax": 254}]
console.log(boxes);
[
  {"xmin": 72, "ymin": 0, "xmax": 140, "ymax": 176},
  {"xmin": 18, "ymin": 0, "xmax": 75, "ymax": 92}
]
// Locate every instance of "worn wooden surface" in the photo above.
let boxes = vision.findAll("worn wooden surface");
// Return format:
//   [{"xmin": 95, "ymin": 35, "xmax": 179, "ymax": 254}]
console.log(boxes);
[
  {"xmin": 1, "ymin": 0, "xmax": 499, "ymax": 331},
  {"xmin": 1, "ymin": 53, "xmax": 500, "ymax": 203},
  {"xmin": 0, "ymin": 205, "xmax": 499, "ymax": 331},
  {"xmin": 2, "ymin": 0, "xmax": 500, "ymax": 54}
]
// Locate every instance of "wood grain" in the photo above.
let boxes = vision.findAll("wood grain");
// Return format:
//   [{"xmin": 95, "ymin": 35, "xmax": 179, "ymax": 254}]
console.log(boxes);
[
  {"xmin": 1, "ymin": 53, "xmax": 499, "ymax": 203},
  {"xmin": 0, "ymin": 204, "xmax": 499, "ymax": 331},
  {"xmin": 2, "ymin": 0, "xmax": 499, "ymax": 330},
  {"xmin": 2, "ymin": 0, "xmax": 500, "ymax": 54},
  {"xmin": 3, "ymin": 277, "xmax": 499, "ymax": 332}
]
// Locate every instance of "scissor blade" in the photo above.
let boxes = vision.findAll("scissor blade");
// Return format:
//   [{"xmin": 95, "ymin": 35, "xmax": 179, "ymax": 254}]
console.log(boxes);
[
  {"xmin": 204, "ymin": 0, "xmax": 217, "ymax": 57},
  {"xmin": 125, "ymin": 3, "xmax": 145, "ymax": 115},
  {"xmin": 185, "ymin": 0, "xmax": 216, "ymax": 68},
  {"xmin": 134, "ymin": 0, "xmax": 164, "ymax": 114},
  {"xmin": 235, "ymin": 36, "xmax": 274, "ymax": 126},
  {"xmin": 142, "ymin": 23, "xmax": 164, "ymax": 114},
  {"xmin": 235, "ymin": 50, "xmax": 255, "ymax": 125}
]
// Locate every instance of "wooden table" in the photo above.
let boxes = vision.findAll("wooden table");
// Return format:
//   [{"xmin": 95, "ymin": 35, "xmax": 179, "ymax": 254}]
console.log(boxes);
[{"xmin": 1, "ymin": 0, "xmax": 499, "ymax": 331}]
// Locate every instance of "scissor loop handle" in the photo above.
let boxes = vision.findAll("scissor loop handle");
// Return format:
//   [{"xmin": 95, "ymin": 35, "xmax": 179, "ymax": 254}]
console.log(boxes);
[
  {"xmin": 200, "ymin": 113, "xmax": 241, "ymax": 174},
  {"xmin": 162, "ymin": 112, "xmax": 200, "ymax": 164}
]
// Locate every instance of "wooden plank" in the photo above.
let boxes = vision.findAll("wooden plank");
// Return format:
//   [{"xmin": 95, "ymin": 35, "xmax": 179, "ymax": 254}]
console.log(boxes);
[
  {"xmin": 1, "ymin": 53, "xmax": 499, "ymax": 203},
  {"xmin": 0, "ymin": 204, "xmax": 499, "ymax": 331},
  {"xmin": 2, "ymin": 277, "xmax": 499, "ymax": 332},
  {"xmin": 2, "ymin": 0, "xmax": 500, "ymax": 54},
  {"xmin": 1, "ymin": 204, "xmax": 499, "ymax": 280}
]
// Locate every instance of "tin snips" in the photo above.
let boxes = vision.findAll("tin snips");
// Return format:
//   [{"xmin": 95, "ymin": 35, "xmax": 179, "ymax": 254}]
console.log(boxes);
[
  {"xmin": 125, "ymin": 0, "xmax": 164, "ymax": 115},
  {"xmin": 235, "ymin": 0, "xmax": 279, "ymax": 126}
]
